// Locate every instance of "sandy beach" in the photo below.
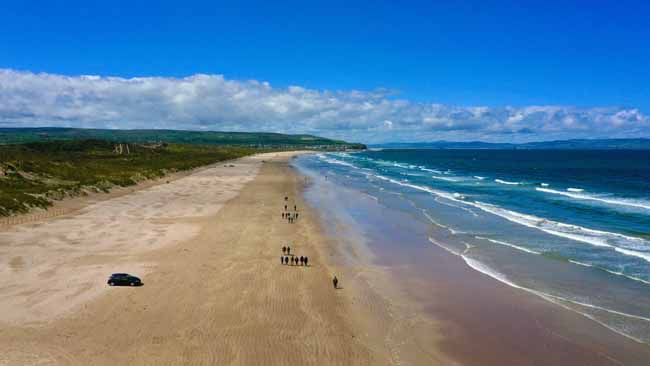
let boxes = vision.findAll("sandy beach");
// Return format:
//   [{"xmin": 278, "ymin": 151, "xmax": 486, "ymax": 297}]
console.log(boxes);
[
  {"xmin": 3, "ymin": 151, "xmax": 647, "ymax": 366},
  {"xmin": 0, "ymin": 152, "xmax": 421, "ymax": 365}
]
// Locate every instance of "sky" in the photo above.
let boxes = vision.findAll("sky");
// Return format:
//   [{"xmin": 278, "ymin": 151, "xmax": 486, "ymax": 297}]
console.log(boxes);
[{"xmin": 0, "ymin": 0, "xmax": 649, "ymax": 143}]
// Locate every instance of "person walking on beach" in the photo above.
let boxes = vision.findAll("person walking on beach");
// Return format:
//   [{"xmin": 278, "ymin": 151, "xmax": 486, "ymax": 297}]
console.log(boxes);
[
  {"xmin": 294, "ymin": 205, "xmax": 297, "ymax": 211},
  {"xmin": 333, "ymin": 276, "xmax": 338, "ymax": 289},
  {"xmin": 304, "ymin": 256, "xmax": 308, "ymax": 266}
]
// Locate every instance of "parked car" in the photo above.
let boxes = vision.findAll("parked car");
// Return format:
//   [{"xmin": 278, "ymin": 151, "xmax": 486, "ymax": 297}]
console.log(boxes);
[{"xmin": 107, "ymin": 273, "xmax": 142, "ymax": 286}]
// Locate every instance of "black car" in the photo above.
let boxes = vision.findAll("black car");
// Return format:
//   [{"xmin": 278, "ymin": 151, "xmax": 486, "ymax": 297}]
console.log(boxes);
[{"xmin": 107, "ymin": 273, "xmax": 142, "ymax": 286}]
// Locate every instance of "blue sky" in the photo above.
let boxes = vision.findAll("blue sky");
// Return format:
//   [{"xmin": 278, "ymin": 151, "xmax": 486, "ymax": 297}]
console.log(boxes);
[{"xmin": 0, "ymin": 0, "xmax": 649, "ymax": 142}]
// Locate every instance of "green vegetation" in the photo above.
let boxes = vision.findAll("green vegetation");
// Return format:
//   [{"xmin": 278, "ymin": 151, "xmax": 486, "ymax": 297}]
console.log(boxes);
[
  {"xmin": 0, "ymin": 140, "xmax": 256, "ymax": 216},
  {"xmin": 0, "ymin": 127, "xmax": 367, "ymax": 150}
]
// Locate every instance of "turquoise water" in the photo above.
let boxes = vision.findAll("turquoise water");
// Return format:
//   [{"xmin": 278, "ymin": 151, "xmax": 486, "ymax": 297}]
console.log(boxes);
[{"xmin": 295, "ymin": 149, "xmax": 650, "ymax": 344}]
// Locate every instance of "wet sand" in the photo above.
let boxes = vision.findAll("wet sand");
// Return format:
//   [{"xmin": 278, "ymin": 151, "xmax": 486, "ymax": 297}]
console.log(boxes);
[{"xmin": 298, "ymin": 159, "xmax": 650, "ymax": 366}]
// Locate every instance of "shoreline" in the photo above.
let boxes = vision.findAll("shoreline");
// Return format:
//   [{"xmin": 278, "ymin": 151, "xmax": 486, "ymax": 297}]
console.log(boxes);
[
  {"xmin": 295, "ymin": 153, "xmax": 650, "ymax": 365},
  {"xmin": 3, "ymin": 150, "xmax": 646, "ymax": 365}
]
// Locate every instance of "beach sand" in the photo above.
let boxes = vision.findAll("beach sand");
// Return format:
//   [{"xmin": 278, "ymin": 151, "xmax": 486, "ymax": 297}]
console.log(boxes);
[
  {"xmin": 3, "ymin": 151, "xmax": 646, "ymax": 365},
  {"xmin": 0, "ymin": 152, "xmax": 419, "ymax": 365}
]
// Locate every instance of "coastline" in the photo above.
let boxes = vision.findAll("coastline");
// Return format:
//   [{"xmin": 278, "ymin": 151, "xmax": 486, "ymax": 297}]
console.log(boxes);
[
  {"xmin": 2, "ymin": 150, "xmax": 647, "ymax": 365},
  {"xmin": 295, "ymin": 153, "xmax": 650, "ymax": 365}
]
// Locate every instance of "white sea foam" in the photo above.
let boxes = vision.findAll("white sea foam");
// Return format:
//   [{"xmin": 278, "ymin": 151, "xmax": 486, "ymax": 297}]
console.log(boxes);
[
  {"xmin": 567, "ymin": 188, "xmax": 584, "ymax": 192},
  {"xmin": 469, "ymin": 201, "xmax": 650, "ymax": 263},
  {"xmin": 420, "ymin": 167, "xmax": 443, "ymax": 174},
  {"xmin": 428, "ymin": 237, "xmax": 462, "ymax": 255},
  {"xmin": 475, "ymin": 236, "xmax": 541, "ymax": 255},
  {"xmin": 474, "ymin": 176, "xmax": 486, "ymax": 180},
  {"xmin": 431, "ymin": 175, "xmax": 460, "ymax": 182},
  {"xmin": 540, "ymin": 183, "xmax": 549, "ymax": 187},
  {"xmin": 366, "ymin": 171, "xmax": 650, "ymax": 263},
  {"xmin": 427, "ymin": 237, "xmax": 650, "ymax": 343},
  {"xmin": 568, "ymin": 260, "xmax": 650, "ymax": 285},
  {"xmin": 495, "ymin": 179, "xmax": 521, "ymax": 185},
  {"xmin": 477, "ymin": 236, "xmax": 650, "ymax": 286},
  {"xmin": 317, "ymin": 155, "xmax": 358, "ymax": 169},
  {"xmin": 536, "ymin": 187, "xmax": 650, "ymax": 210}
]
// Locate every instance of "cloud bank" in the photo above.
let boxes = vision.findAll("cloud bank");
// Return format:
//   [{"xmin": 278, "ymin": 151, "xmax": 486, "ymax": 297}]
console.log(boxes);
[{"xmin": 1, "ymin": 69, "xmax": 648, "ymax": 143}]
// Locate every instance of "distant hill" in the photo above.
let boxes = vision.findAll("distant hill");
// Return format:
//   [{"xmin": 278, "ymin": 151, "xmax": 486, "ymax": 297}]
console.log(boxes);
[
  {"xmin": 0, "ymin": 127, "xmax": 366, "ymax": 150},
  {"xmin": 372, "ymin": 138, "xmax": 650, "ymax": 150}
]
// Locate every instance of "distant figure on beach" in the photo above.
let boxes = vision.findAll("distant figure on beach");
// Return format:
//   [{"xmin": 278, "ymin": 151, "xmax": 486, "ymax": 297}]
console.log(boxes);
[
  {"xmin": 296, "ymin": 213, "xmax": 299, "ymax": 219},
  {"xmin": 304, "ymin": 257, "xmax": 308, "ymax": 266},
  {"xmin": 285, "ymin": 196, "xmax": 288, "ymax": 201},
  {"xmin": 294, "ymin": 205, "xmax": 297, "ymax": 211},
  {"xmin": 282, "ymin": 246, "xmax": 286, "ymax": 254},
  {"xmin": 281, "ymin": 256, "xmax": 284, "ymax": 264},
  {"xmin": 299, "ymin": 256, "xmax": 304, "ymax": 265},
  {"xmin": 284, "ymin": 257, "xmax": 289, "ymax": 265},
  {"xmin": 284, "ymin": 205, "xmax": 287, "ymax": 210},
  {"xmin": 333, "ymin": 276, "xmax": 338, "ymax": 289},
  {"xmin": 287, "ymin": 247, "xmax": 291, "ymax": 255}
]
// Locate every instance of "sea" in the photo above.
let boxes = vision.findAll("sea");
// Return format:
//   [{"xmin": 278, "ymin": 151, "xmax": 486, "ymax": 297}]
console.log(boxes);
[{"xmin": 294, "ymin": 149, "xmax": 650, "ymax": 344}]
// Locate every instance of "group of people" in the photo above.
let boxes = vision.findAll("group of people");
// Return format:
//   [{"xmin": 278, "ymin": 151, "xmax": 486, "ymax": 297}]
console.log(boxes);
[
  {"xmin": 282, "ymin": 211, "xmax": 299, "ymax": 223},
  {"xmin": 281, "ymin": 246, "xmax": 308, "ymax": 266},
  {"xmin": 282, "ymin": 201, "xmax": 299, "ymax": 223},
  {"xmin": 278, "ymin": 195, "xmax": 339, "ymax": 289}
]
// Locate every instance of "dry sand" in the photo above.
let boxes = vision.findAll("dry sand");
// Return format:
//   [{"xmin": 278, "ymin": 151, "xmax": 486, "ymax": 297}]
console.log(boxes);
[{"xmin": 0, "ymin": 152, "xmax": 436, "ymax": 365}]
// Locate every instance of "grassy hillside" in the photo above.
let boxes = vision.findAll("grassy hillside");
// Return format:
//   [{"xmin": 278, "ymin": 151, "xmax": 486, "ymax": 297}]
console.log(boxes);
[
  {"xmin": 0, "ymin": 127, "xmax": 366, "ymax": 150},
  {"xmin": 0, "ymin": 140, "xmax": 255, "ymax": 216}
]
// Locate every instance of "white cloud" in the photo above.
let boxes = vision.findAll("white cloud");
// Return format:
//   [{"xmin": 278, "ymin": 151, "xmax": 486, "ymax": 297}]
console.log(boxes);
[{"xmin": 1, "ymin": 69, "xmax": 648, "ymax": 143}]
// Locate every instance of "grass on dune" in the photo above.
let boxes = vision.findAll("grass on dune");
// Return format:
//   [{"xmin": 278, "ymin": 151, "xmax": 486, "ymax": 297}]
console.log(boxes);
[{"xmin": 0, "ymin": 139, "xmax": 257, "ymax": 216}]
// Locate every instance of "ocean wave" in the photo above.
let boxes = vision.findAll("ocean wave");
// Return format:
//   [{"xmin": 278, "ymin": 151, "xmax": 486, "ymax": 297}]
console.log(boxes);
[
  {"xmin": 475, "ymin": 236, "xmax": 541, "ymax": 255},
  {"xmin": 478, "ymin": 236, "xmax": 650, "ymax": 286},
  {"xmin": 536, "ymin": 187, "xmax": 650, "ymax": 210},
  {"xmin": 474, "ymin": 176, "xmax": 486, "ymax": 180},
  {"xmin": 421, "ymin": 210, "xmax": 449, "ymax": 230},
  {"xmin": 495, "ymin": 179, "xmax": 521, "ymax": 185},
  {"xmin": 434, "ymin": 196, "xmax": 478, "ymax": 217},
  {"xmin": 317, "ymin": 155, "xmax": 358, "ymax": 169},
  {"xmin": 420, "ymin": 167, "xmax": 444, "ymax": 174},
  {"xmin": 427, "ymin": 237, "xmax": 650, "ymax": 343},
  {"xmin": 568, "ymin": 260, "xmax": 650, "ymax": 285},
  {"xmin": 540, "ymin": 183, "xmax": 549, "ymax": 187},
  {"xmin": 430, "ymin": 175, "xmax": 461, "ymax": 182},
  {"xmin": 567, "ymin": 188, "xmax": 584, "ymax": 192},
  {"xmin": 470, "ymin": 201, "xmax": 650, "ymax": 263},
  {"xmin": 365, "ymin": 171, "xmax": 650, "ymax": 263}
]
